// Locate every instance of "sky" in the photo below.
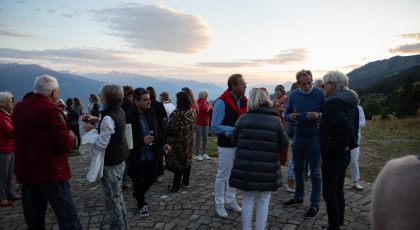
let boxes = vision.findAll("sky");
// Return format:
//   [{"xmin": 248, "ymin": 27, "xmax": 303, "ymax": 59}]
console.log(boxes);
[{"xmin": 1, "ymin": 0, "xmax": 420, "ymax": 87}]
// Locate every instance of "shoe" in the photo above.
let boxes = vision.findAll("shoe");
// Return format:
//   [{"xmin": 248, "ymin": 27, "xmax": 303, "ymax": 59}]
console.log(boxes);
[
  {"xmin": 226, "ymin": 201, "xmax": 242, "ymax": 213},
  {"xmin": 215, "ymin": 204, "xmax": 228, "ymax": 218},
  {"xmin": 139, "ymin": 205, "xmax": 149, "ymax": 218},
  {"xmin": 286, "ymin": 185, "xmax": 296, "ymax": 193},
  {"xmin": 0, "ymin": 199, "xmax": 13, "ymax": 207},
  {"xmin": 196, "ymin": 155, "xmax": 203, "ymax": 161},
  {"xmin": 181, "ymin": 182, "xmax": 189, "ymax": 187},
  {"xmin": 283, "ymin": 198, "xmax": 303, "ymax": 206},
  {"xmin": 305, "ymin": 207, "xmax": 319, "ymax": 218},
  {"xmin": 168, "ymin": 185, "xmax": 180, "ymax": 192},
  {"xmin": 8, "ymin": 195, "xmax": 22, "ymax": 201},
  {"xmin": 203, "ymin": 154, "xmax": 211, "ymax": 160},
  {"xmin": 354, "ymin": 182, "xmax": 363, "ymax": 190},
  {"xmin": 322, "ymin": 226, "xmax": 342, "ymax": 230}
]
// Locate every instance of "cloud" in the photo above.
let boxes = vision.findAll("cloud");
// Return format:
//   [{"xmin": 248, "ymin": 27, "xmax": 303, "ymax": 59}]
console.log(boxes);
[
  {"xmin": 0, "ymin": 28, "xmax": 30, "ymax": 37},
  {"xmin": 61, "ymin": 13, "xmax": 72, "ymax": 18},
  {"xmin": 197, "ymin": 48, "xmax": 309, "ymax": 68},
  {"xmin": 400, "ymin": 33, "xmax": 420, "ymax": 40},
  {"xmin": 95, "ymin": 4, "xmax": 212, "ymax": 53},
  {"xmin": 389, "ymin": 43, "xmax": 420, "ymax": 54}
]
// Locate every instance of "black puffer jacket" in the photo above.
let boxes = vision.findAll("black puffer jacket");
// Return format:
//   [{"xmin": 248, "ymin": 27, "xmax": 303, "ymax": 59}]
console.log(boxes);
[
  {"xmin": 229, "ymin": 107, "xmax": 288, "ymax": 191},
  {"xmin": 320, "ymin": 89, "xmax": 359, "ymax": 162}
]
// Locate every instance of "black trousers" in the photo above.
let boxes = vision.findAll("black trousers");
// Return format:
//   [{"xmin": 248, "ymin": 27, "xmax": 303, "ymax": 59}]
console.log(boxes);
[
  {"xmin": 171, "ymin": 166, "xmax": 191, "ymax": 190},
  {"xmin": 322, "ymin": 151, "xmax": 351, "ymax": 230},
  {"xmin": 129, "ymin": 159, "xmax": 158, "ymax": 209}
]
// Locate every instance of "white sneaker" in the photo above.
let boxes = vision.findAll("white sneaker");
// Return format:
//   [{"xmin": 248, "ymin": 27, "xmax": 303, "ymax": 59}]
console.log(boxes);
[
  {"xmin": 226, "ymin": 201, "xmax": 242, "ymax": 213},
  {"xmin": 196, "ymin": 155, "xmax": 203, "ymax": 161},
  {"xmin": 354, "ymin": 182, "xmax": 363, "ymax": 190},
  {"xmin": 215, "ymin": 204, "xmax": 228, "ymax": 218},
  {"xmin": 203, "ymin": 154, "xmax": 211, "ymax": 160}
]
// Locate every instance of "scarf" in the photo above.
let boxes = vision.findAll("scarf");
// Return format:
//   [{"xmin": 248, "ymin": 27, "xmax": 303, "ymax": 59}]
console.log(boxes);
[{"xmin": 218, "ymin": 89, "xmax": 248, "ymax": 118}]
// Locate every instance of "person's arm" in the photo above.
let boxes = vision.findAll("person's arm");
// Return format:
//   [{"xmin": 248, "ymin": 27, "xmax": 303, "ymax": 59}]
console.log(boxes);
[
  {"xmin": 0, "ymin": 115, "xmax": 13, "ymax": 138},
  {"xmin": 231, "ymin": 117, "xmax": 242, "ymax": 146},
  {"xmin": 211, "ymin": 99, "xmax": 234, "ymax": 137},
  {"xmin": 49, "ymin": 109, "xmax": 74, "ymax": 154},
  {"xmin": 358, "ymin": 106, "xmax": 366, "ymax": 128},
  {"xmin": 285, "ymin": 97, "xmax": 293, "ymax": 122},
  {"xmin": 94, "ymin": 116, "xmax": 115, "ymax": 151}
]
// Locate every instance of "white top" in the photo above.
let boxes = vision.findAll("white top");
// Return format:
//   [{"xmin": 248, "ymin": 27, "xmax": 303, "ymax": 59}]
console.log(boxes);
[
  {"xmin": 357, "ymin": 105, "xmax": 366, "ymax": 128},
  {"xmin": 163, "ymin": 101, "xmax": 176, "ymax": 118},
  {"xmin": 95, "ymin": 115, "xmax": 115, "ymax": 151}
]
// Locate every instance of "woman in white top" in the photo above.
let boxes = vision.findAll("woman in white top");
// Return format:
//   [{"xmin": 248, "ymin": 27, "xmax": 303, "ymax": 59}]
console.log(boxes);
[{"xmin": 349, "ymin": 105, "xmax": 366, "ymax": 190}]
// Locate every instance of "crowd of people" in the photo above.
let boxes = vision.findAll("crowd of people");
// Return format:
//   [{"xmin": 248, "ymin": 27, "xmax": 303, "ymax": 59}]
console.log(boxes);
[{"xmin": 0, "ymin": 69, "xmax": 415, "ymax": 230}]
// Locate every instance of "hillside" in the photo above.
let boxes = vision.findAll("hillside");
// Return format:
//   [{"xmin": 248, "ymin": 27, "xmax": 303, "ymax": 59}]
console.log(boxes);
[
  {"xmin": 348, "ymin": 55, "xmax": 420, "ymax": 90},
  {"xmin": 0, "ymin": 63, "xmax": 225, "ymax": 105}
]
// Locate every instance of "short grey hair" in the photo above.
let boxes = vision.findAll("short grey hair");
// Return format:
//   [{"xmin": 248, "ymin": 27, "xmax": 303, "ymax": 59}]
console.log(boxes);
[
  {"xmin": 100, "ymin": 84, "xmax": 124, "ymax": 107},
  {"xmin": 0, "ymin": 91, "xmax": 13, "ymax": 107},
  {"xmin": 34, "ymin": 75, "xmax": 59, "ymax": 95},
  {"xmin": 247, "ymin": 88, "xmax": 273, "ymax": 111},
  {"xmin": 198, "ymin": 90, "xmax": 208, "ymax": 99},
  {"xmin": 323, "ymin": 71, "xmax": 348, "ymax": 90}
]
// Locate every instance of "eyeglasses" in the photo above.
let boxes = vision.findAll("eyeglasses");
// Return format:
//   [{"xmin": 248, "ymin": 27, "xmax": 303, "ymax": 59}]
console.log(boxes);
[{"xmin": 321, "ymin": 82, "xmax": 333, "ymax": 88}]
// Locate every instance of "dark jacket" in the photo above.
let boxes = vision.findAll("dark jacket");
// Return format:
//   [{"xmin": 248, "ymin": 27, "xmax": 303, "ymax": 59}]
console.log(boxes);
[
  {"xmin": 125, "ymin": 107, "xmax": 165, "ymax": 166},
  {"xmin": 320, "ymin": 89, "xmax": 359, "ymax": 162},
  {"xmin": 99, "ymin": 105, "xmax": 129, "ymax": 166},
  {"xmin": 229, "ymin": 107, "xmax": 288, "ymax": 191},
  {"xmin": 13, "ymin": 94, "xmax": 74, "ymax": 184}
]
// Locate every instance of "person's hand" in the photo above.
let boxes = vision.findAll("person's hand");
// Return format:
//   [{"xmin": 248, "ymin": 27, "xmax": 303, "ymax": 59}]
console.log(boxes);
[
  {"xmin": 290, "ymin": 112, "xmax": 299, "ymax": 122},
  {"xmin": 83, "ymin": 123, "xmax": 95, "ymax": 132},
  {"xmin": 163, "ymin": 144, "xmax": 171, "ymax": 154},
  {"xmin": 82, "ymin": 114, "xmax": 99, "ymax": 123},
  {"xmin": 144, "ymin": 134, "xmax": 154, "ymax": 145},
  {"xmin": 69, "ymin": 130, "xmax": 76, "ymax": 139},
  {"xmin": 306, "ymin": 112, "xmax": 318, "ymax": 121}
]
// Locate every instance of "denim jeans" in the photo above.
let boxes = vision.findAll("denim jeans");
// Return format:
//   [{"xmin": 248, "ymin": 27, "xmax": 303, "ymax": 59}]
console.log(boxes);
[
  {"xmin": 22, "ymin": 181, "xmax": 81, "ymax": 230},
  {"xmin": 292, "ymin": 135, "xmax": 322, "ymax": 208},
  {"xmin": 0, "ymin": 153, "xmax": 17, "ymax": 201}
]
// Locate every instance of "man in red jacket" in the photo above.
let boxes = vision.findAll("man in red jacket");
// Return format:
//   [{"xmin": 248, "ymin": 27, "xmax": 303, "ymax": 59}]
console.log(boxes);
[{"xmin": 12, "ymin": 75, "xmax": 81, "ymax": 229}]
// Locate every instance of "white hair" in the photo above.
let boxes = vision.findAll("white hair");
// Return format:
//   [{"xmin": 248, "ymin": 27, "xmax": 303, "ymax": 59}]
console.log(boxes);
[
  {"xmin": 0, "ymin": 91, "xmax": 13, "ymax": 107},
  {"xmin": 34, "ymin": 75, "xmax": 59, "ymax": 95},
  {"xmin": 323, "ymin": 71, "xmax": 348, "ymax": 90}
]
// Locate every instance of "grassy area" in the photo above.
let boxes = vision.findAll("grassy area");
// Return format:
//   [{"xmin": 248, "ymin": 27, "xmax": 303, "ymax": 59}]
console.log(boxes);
[{"xmin": 358, "ymin": 118, "xmax": 420, "ymax": 182}]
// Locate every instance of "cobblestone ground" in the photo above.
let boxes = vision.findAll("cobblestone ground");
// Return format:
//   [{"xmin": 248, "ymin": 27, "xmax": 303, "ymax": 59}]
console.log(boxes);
[{"xmin": 0, "ymin": 153, "xmax": 371, "ymax": 230}]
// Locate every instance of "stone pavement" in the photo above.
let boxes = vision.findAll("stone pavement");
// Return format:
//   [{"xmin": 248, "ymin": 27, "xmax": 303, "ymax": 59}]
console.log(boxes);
[{"xmin": 0, "ymin": 153, "xmax": 372, "ymax": 230}]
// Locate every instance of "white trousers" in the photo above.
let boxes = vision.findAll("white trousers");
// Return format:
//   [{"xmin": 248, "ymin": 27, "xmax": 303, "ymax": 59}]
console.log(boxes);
[
  {"xmin": 241, "ymin": 191, "xmax": 271, "ymax": 230},
  {"xmin": 350, "ymin": 147, "xmax": 360, "ymax": 182},
  {"xmin": 214, "ymin": 147, "xmax": 236, "ymax": 205}
]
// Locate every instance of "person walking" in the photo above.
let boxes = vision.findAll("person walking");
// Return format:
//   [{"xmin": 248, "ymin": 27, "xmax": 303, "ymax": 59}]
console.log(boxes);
[
  {"xmin": 126, "ymin": 88, "xmax": 171, "ymax": 218},
  {"xmin": 320, "ymin": 71, "xmax": 359, "ymax": 230},
  {"xmin": 0, "ymin": 91, "xmax": 20, "ymax": 207},
  {"xmin": 230, "ymin": 88, "xmax": 288, "ymax": 230},
  {"xmin": 283, "ymin": 70, "xmax": 324, "ymax": 218},
  {"xmin": 165, "ymin": 91, "xmax": 196, "ymax": 192},
  {"xmin": 12, "ymin": 75, "xmax": 81, "ymax": 229},
  {"xmin": 195, "ymin": 90, "xmax": 211, "ymax": 161},
  {"xmin": 83, "ymin": 84, "xmax": 129, "ymax": 230},
  {"xmin": 211, "ymin": 73, "xmax": 247, "ymax": 218}
]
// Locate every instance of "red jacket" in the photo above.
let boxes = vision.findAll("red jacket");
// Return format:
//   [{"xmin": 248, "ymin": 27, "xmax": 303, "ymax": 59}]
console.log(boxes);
[
  {"xmin": 196, "ymin": 98, "xmax": 210, "ymax": 126},
  {"xmin": 12, "ymin": 94, "xmax": 74, "ymax": 184},
  {"xmin": 0, "ymin": 109, "xmax": 14, "ymax": 152}
]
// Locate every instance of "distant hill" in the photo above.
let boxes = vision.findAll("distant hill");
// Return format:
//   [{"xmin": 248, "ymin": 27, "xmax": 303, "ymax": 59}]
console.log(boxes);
[
  {"xmin": 0, "ymin": 63, "xmax": 105, "ymax": 106},
  {"xmin": 84, "ymin": 72, "xmax": 225, "ymax": 100},
  {"xmin": 0, "ymin": 63, "xmax": 225, "ymax": 107},
  {"xmin": 348, "ymin": 55, "xmax": 420, "ymax": 90}
]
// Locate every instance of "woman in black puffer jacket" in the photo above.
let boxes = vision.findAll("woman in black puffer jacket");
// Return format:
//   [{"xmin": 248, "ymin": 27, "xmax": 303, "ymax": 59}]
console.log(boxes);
[{"xmin": 230, "ymin": 88, "xmax": 288, "ymax": 230}]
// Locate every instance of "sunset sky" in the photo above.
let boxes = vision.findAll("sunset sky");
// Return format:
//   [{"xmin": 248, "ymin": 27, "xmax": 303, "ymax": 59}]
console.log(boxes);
[{"xmin": 1, "ymin": 0, "xmax": 420, "ymax": 87}]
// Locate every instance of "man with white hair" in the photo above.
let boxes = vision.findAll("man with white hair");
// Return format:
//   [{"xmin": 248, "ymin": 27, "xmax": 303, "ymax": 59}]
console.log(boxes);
[{"xmin": 12, "ymin": 75, "xmax": 81, "ymax": 229}]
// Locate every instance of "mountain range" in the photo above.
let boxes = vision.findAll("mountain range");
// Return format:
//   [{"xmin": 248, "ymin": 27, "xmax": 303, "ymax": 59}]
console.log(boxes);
[
  {"xmin": 0, "ymin": 63, "xmax": 224, "ymax": 106},
  {"xmin": 1, "ymin": 54, "xmax": 420, "ymax": 107}
]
